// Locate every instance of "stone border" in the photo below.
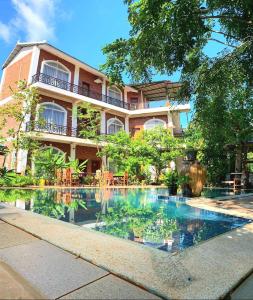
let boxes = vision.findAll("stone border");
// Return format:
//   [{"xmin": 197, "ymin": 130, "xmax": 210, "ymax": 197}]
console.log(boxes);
[{"xmin": 1, "ymin": 200, "xmax": 253, "ymax": 299}]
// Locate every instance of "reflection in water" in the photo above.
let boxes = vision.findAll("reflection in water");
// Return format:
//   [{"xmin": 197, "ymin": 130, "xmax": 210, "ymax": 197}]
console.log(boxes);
[{"xmin": 0, "ymin": 188, "xmax": 251, "ymax": 253}]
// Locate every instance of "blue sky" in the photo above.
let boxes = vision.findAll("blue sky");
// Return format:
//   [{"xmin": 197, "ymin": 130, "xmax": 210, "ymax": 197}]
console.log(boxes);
[{"xmin": 0, "ymin": 0, "xmax": 225, "ymax": 127}]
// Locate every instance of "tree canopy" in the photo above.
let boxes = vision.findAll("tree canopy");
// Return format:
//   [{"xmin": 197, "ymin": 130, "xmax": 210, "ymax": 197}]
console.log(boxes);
[{"xmin": 101, "ymin": 0, "xmax": 253, "ymax": 183}]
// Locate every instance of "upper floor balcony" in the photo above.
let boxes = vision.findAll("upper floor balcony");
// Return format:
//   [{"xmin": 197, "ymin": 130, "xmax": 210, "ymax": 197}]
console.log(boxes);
[
  {"xmin": 32, "ymin": 73, "xmax": 189, "ymax": 112},
  {"xmin": 32, "ymin": 73, "xmax": 130, "ymax": 110},
  {"xmin": 25, "ymin": 121, "xmax": 184, "ymax": 140}
]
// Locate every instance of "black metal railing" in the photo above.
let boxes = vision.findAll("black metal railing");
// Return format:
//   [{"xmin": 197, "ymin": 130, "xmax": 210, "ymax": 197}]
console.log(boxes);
[
  {"xmin": 32, "ymin": 73, "xmax": 130, "ymax": 110},
  {"xmin": 26, "ymin": 121, "xmax": 78, "ymax": 137},
  {"xmin": 25, "ymin": 121, "xmax": 113, "ymax": 140}
]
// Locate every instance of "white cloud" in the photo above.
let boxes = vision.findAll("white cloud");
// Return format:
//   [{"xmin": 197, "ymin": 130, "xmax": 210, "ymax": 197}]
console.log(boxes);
[
  {"xmin": 11, "ymin": 0, "xmax": 57, "ymax": 41},
  {"xmin": 0, "ymin": 0, "xmax": 62, "ymax": 43},
  {"xmin": 0, "ymin": 22, "xmax": 11, "ymax": 42}
]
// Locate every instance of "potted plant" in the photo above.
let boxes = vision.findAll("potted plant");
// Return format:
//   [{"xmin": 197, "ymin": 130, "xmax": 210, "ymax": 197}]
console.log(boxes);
[
  {"xmin": 178, "ymin": 175, "xmax": 192, "ymax": 197},
  {"xmin": 163, "ymin": 171, "xmax": 178, "ymax": 195},
  {"xmin": 185, "ymin": 148, "xmax": 198, "ymax": 161}
]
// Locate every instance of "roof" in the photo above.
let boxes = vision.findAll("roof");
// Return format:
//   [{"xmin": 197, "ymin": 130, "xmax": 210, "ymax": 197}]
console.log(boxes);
[
  {"xmin": 2, "ymin": 41, "xmax": 46, "ymax": 69},
  {"xmin": 2, "ymin": 41, "xmax": 107, "ymax": 79},
  {"xmin": 130, "ymin": 81, "xmax": 182, "ymax": 101},
  {"xmin": 2, "ymin": 42, "xmax": 182, "ymax": 97}
]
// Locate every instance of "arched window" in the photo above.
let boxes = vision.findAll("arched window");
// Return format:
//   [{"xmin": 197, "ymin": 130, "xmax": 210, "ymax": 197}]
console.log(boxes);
[
  {"xmin": 42, "ymin": 146, "xmax": 65, "ymax": 155},
  {"xmin": 37, "ymin": 102, "xmax": 67, "ymax": 135},
  {"xmin": 108, "ymin": 86, "xmax": 122, "ymax": 100},
  {"xmin": 107, "ymin": 118, "xmax": 124, "ymax": 134},
  {"xmin": 144, "ymin": 119, "xmax": 166, "ymax": 130},
  {"xmin": 41, "ymin": 61, "xmax": 70, "ymax": 82}
]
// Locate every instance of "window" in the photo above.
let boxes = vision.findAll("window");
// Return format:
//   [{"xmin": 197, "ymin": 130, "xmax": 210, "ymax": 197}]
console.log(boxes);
[
  {"xmin": 107, "ymin": 118, "xmax": 124, "ymax": 134},
  {"xmin": 144, "ymin": 119, "xmax": 166, "ymax": 130},
  {"xmin": 42, "ymin": 61, "xmax": 70, "ymax": 82},
  {"xmin": 108, "ymin": 86, "xmax": 121, "ymax": 100},
  {"xmin": 130, "ymin": 97, "xmax": 138, "ymax": 109},
  {"xmin": 81, "ymin": 82, "xmax": 90, "ymax": 97},
  {"xmin": 38, "ymin": 103, "xmax": 67, "ymax": 135}
]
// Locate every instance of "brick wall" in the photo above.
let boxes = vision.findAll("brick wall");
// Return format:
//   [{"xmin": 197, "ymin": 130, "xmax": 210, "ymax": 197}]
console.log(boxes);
[
  {"xmin": 79, "ymin": 69, "xmax": 102, "ymax": 95},
  {"xmin": 76, "ymin": 145, "xmax": 101, "ymax": 173},
  {"xmin": 0, "ymin": 52, "xmax": 32, "ymax": 99}
]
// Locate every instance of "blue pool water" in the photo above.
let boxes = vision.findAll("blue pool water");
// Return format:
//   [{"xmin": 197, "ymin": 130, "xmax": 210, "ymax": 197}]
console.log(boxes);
[{"xmin": 0, "ymin": 187, "xmax": 251, "ymax": 253}]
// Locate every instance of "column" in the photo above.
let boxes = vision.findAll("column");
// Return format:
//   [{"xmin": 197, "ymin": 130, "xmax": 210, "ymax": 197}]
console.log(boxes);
[
  {"xmin": 16, "ymin": 149, "xmax": 28, "ymax": 173},
  {"xmin": 28, "ymin": 46, "xmax": 40, "ymax": 84},
  {"xmin": 74, "ymin": 66, "xmax": 80, "ymax": 86},
  {"xmin": 72, "ymin": 103, "xmax": 78, "ymax": 131},
  {"xmin": 100, "ymin": 110, "xmax": 106, "ymax": 134},
  {"xmin": 102, "ymin": 78, "xmax": 106, "ymax": 95},
  {"xmin": 125, "ymin": 116, "xmax": 129, "ymax": 133},
  {"xmin": 167, "ymin": 112, "xmax": 174, "ymax": 136},
  {"xmin": 70, "ymin": 144, "xmax": 76, "ymax": 160}
]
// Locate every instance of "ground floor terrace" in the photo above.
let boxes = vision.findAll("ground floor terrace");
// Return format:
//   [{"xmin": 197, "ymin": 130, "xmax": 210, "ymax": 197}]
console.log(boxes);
[{"xmin": 0, "ymin": 187, "xmax": 253, "ymax": 299}]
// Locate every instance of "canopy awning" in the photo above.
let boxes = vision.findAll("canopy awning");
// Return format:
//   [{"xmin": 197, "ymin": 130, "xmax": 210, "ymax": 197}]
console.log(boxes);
[{"xmin": 130, "ymin": 80, "xmax": 183, "ymax": 101}]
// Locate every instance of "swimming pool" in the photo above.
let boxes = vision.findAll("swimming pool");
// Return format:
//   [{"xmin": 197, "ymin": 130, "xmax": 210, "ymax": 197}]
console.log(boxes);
[{"xmin": 0, "ymin": 187, "xmax": 251, "ymax": 253}]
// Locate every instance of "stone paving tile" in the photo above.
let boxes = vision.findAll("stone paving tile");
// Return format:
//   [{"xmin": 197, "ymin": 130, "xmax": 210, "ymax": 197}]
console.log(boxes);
[
  {"xmin": 0, "ymin": 240, "xmax": 108, "ymax": 299},
  {"xmin": 0, "ymin": 223, "xmax": 37, "ymax": 249},
  {"xmin": 60, "ymin": 274, "xmax": 161, "ymax": 300},
  {"xmin": 231, "ymin": 273, "xmax": 253, "ymax": 300},
  {"xmin": 0, "ymin": 261, "xmax": 44, "ymax": 299}
]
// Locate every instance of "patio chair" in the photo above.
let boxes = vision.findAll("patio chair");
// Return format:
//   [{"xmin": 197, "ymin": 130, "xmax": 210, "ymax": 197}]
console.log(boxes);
[
  {"xmin": 62, "ymin": 168, "xmax": 72, "ymax": 186},
  {"xmin": 103, "ymin": 171, "xmax": 114, "ymax": 186},
  {"xmin": 55, "ymin": 169, "xmax": 62, "ymax": 186},
  {"xmin": 123, "ymin": 172, "xmax": 129, "ymax": 186}
]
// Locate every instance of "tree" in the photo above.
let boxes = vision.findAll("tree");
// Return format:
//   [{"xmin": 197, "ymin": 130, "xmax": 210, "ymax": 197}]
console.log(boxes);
[
  {"xmin": 0, "ymin": 80, "xmax": 41, "ymax": 171},
  {"xmin": 101, "ymin": 0, "xmax": 253, "ymax": 85},
  {"xmin": 99, "ymin": 127, "xmax": 183, "ymax": 183},
  {"xmin": 101, "ymin": 0, "xmax": 253, "ymax": 184},
  {"xmin": 135, "ymin": 127, "xmax": 183, "ymax": 182}
]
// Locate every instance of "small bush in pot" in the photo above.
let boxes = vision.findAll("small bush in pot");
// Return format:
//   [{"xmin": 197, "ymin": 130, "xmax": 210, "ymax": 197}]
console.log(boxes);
[
  {"xmin": 178, "ymin": 175, "xmax": 192, "ymax": 197},
  {"xmin": 163, "ymin": 171, "xmax": 179, "ymax": 195}
]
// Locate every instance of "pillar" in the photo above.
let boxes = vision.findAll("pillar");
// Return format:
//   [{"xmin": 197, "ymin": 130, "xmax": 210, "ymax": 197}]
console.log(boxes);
[
  {"xmin": 70, "ymin": 144, "xmax": 76, "ymax": 160},
  {"xmin": 100, "ymin": 110, "xmax": 106, "ymax": 134},
  {"xmin": 16, "ymin": 149, "xmax": 28, "ymax": 173},
  {"xmin": 125, "ymin": 116, "xmax": 129, "ymax": 133}
]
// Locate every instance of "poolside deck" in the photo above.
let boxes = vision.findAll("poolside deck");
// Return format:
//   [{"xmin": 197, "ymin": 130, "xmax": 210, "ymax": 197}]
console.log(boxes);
[
  {"xmin": 1, "ymin": 194, "xmax": 253, "ymax": 299},
  {"xmin": 0, "ymin": 220, "xmax": 160, "ymax": 299}
]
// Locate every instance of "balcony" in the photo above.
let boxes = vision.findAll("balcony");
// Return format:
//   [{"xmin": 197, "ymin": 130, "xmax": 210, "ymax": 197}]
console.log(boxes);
[
  {"xmin": 32, "ymin": 73, "xmax": 130, "ymax": 110},
  {"xmin": 25, "ymin": 121, "xmax": 107, "ymax": 140}
]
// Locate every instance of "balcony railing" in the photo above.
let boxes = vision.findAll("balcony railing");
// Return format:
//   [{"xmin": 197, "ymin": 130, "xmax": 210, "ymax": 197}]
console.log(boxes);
[
  {"xmin": 32, "ymin": 73, "xmax": 130, "ymax": 110},
  {"xmin": 25, "ymin": 121, "xmax": 108, "ymax": 140}
]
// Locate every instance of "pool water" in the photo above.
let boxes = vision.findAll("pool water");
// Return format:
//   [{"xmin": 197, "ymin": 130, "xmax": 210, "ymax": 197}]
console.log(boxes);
[
  {"xmin": 202, "ymin": 187, "xmax": 253, "ymax": 198},
  {"xmin": 0, "ymin": 188, "xmax": 251, "ymax": 253}
]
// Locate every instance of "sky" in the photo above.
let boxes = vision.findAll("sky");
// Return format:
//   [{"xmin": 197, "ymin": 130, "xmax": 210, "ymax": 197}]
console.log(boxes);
[{"xmin": 0, "ymin": 0, "xmax": 226, "ymax": 127}]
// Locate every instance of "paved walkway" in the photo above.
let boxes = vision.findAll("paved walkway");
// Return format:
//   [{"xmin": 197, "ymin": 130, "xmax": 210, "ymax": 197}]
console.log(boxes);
[{"xmin": 0, "ymin": 220, "xmax": 160, "ymax": 299}]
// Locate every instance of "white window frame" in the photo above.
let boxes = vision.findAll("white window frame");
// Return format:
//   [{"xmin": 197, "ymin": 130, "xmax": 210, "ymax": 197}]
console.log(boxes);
[
  {"xmin": 107, "ymin": 85, "xmax": 122, "ymax": 100},
  {"xmin": 36, "ymin": 102, "xmax": 68, "ymax": 135},
  {"xmin": 41, "ymin": 60, "xmax": 71, "ymax": 82},
  {"xmin": 107, "ymin": 117, "xmax": 124, "ymax": 134},
  {"xmin": 144, "ymin": 118, "xmax": 166, "ymax": 130},
  {"xmin": 41, "ymin": 146, "xmax": 65, "ymax": 155}
]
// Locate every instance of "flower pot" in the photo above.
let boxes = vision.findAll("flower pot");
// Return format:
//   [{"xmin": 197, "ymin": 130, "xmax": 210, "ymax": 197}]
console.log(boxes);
[
  {"xmin": 182, "ymin": 184, "xmax": 192, "ymax": 197},
  {"xmin": 168, "ymin": 184, "xmax": 178, "ymax": 195},
  {"xmin": 185, "ymin": 149, "xmax": 198, "ymax": 161}
]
